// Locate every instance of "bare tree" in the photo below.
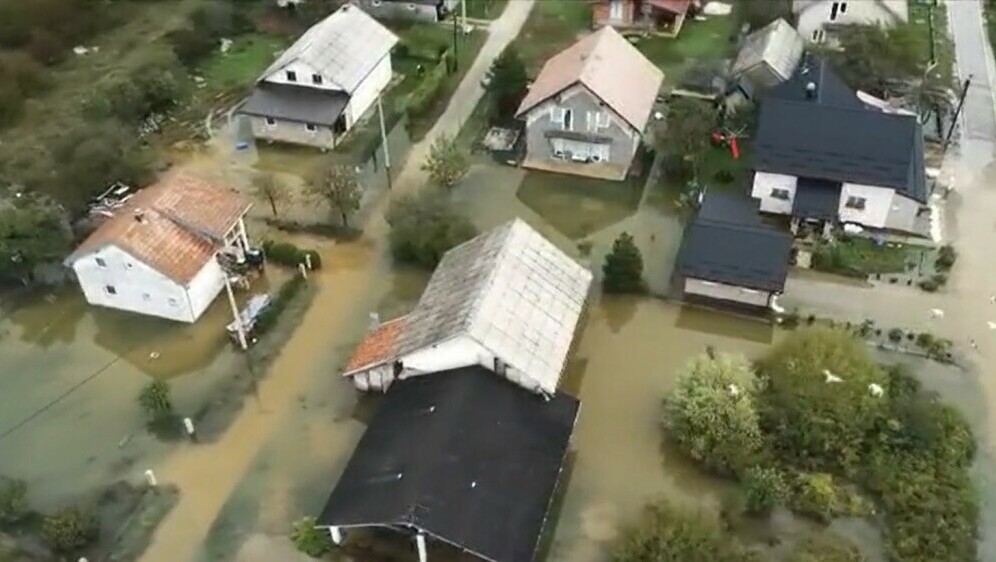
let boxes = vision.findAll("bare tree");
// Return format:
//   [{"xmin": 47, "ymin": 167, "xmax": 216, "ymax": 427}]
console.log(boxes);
[
  {"xmin": 421, "ymin": 134, "xmax": 469, "ymax": 190},
  {"xmin": 252, "ymin": 172, "xmax": 289, "ymax": 217},
  {"xmin": 309, "ymin": 164, "xmax": 361, "ymax": 228}
]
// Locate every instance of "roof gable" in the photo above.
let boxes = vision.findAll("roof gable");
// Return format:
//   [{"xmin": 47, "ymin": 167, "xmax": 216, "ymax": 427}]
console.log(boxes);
[
  {"xmin": 516, "ymin": 27, "xmax": 664, "ymax": 131},
  {"xmin": 731, "ymin": 18, "xmax": 805, "ymax": 80},
  {"xmin": 262, "ymin": 4, "xmax": 398, "ymax": 93}
]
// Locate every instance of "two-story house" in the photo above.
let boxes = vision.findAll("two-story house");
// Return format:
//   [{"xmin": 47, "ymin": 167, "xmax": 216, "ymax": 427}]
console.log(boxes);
[
  {"xmin": 751, "ymin": 58, "xmax": 929, "ymax": 235},
  {"xmin": 238, "ymin": 4, "xmax": 398, "ymax": 150},
  {"xmin": 65, "ymin": 174, "xmax": 253, "ymax": 323},
  {"xmin": 591, "ymin": 0, "xmax": 693, "ymax": 37},
  {"xmin": 515, "ymin": 26, "xmax": 664, "ymax": 181},
  {"xmin": 794, "ymin": 0, "xmax": 908, "ymax": 44}
]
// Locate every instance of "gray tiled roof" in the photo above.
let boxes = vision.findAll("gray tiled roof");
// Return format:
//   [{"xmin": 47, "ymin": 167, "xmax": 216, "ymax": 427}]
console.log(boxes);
[
  {"xmin": 261, "ymin": 4, "xmax": 398, "ymax": 93},
  {"xmin": 396, "ymin": 219, "xmax": 593, "ymax": 394}
]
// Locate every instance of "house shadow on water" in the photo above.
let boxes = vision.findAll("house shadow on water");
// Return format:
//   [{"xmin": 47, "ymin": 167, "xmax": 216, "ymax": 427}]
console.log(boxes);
[{"xmin": 673, "ymin": 304, "xmax": 776, "ymax": 345}]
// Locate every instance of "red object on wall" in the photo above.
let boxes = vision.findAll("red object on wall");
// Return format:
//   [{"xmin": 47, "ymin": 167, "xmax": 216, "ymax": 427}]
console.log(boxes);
[{"xmin": 730, "ymin": 137, "xmax": 740, "ymax": 159}]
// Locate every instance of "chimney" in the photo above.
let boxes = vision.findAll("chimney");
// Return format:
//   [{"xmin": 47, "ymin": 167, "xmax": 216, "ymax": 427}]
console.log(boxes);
[
  {"xmin": 369, "ymin": 312, "xmax": 380, "ymax": 331},
  {"xmin": 805, "ymin": 81, "xmax": 817, "ymax": 99}
]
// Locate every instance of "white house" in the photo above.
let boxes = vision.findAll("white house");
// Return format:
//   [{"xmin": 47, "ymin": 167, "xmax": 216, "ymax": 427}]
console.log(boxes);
[
  {"xmin": 793, "ymin": 0, "xmax": 908, "ymax": 44},
  {"xmin": 730, "ymin": 18, "xmax": 805, "ymax": 91},
  {"xmin": 238, "ymin": 4, "xmax": 398, "ymax": 149},
  {"xmin": 751, "ymin": 58, "xmax": 928, "ymax": 235},
  {"xmin": 66, "ymin": 174, "xmax": 253, "ymax": 323},
  {"xmin": 342, "ymin": 219, "xmax": 593, "ymax": 397}
]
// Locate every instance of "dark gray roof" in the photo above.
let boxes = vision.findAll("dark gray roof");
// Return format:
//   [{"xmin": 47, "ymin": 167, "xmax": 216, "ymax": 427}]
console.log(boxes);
[
  {"xmin": 792, "ymin": 177, "xmax": 841, "ymax": 220},
  {"xmin": 756, "ymin": 59, "xmax": 927, "ymax": 202},
  {"xmin": 238, "ymin": 83, "xmax": 348, "ymax": 125},
  {"xmin": 316, "ymin": 366, "xmax": 580, "ymax": 562},
  {"xmin": 676, "ymin": 192, "xmax": 793, "ymax": 292}
]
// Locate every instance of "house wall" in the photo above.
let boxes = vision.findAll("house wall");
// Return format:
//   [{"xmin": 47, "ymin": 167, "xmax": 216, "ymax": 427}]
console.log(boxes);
[
  {"xmin": 350, "ymin": 363, "xmax": 396, "ymax": 392},
  {"xmin": 884, "ymin": 192, "xmax": 921, "ymax": 233},
  {"xmin": 264, "ymin": 60, "xmax": 346, "ymax": 92},
  {"xmin": 592, "ymin": 0, "xmax": 637, "ymax": 27},
  {"xmin": 522, "ymin": 84, "xmax": 640, "ymax": 175},
  {"xmin": 837, "ymin": 182, "xmax": 894, "ymax": 228},
  {"xmin": 684, "ymin": 278, "xmax": 773, "ymax": 308},
  {"xmin": 345, "ymin": 55, "xmax": 393, "ymax": 128},
  {"xmin": 743, "ymin": 63, "xmax": 785, "ymax": 90},
  {"xmin": 797, "ymin": 1, "xmax": 906, "ymax": 43},
  {"xmin": 398, "ymin": 336, "xmax": 546, "ymax": 394},
  {"xmin": 186, "ymin": 257, "xmax": 226, "ymax": 321},
  {"xmin": 355, "ymin": 0, "xmax": 441, "ymax": 22},
  {"xmin": 247, "ymin": 115, "xmax": 337, "ymax": 149},
  {"xmin": 72, "ymin": 246, "xmax": 197, "ymax": 323},
  {"xmin": 751, "ymin": 171, "xmax": 798, "ymax": 214}
]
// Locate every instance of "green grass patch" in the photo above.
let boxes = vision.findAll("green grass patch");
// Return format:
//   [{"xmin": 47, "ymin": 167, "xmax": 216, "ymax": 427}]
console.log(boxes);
[
  {"xmin": 634, "ymin": 15, "xmax": 737, "ymax": 84},
  {"xmin": 699, "ymin": 141, "xmax": 753, "ymax": 190},
  {"xmin": 516, "ymin": 148, "xmax": 652, "ymax": 239},
  {"xmin": 910, "ymin": 0, "xmax": 955, "ymax": 86},
  {"xmin": 464, "ymin": 0, "xmax": 508, "ymax": 20},
  {"xmin": 514, "ymin": 0, "xmax": 591, "ymax": 75},
  {"xmin": 195, "ymin": 34, "xmax": 290, "ymax": 89},
  {"xmin": 812, "ymin": 236, "xmax": 922, "ymax": 278}
]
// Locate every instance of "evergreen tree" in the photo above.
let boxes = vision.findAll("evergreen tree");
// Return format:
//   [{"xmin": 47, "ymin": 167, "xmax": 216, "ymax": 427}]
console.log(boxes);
[{"xmin": 602, "ymin": 232, "xmax": 644, "ymax": 293}]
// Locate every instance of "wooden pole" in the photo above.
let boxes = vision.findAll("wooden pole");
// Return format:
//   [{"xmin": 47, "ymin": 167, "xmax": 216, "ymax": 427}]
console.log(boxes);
[
  {"xmin": 225, "ymin": 277, "xmax": 248, "ymax": 350},
  {"xmin": 377, "ymin": 96, "xmax": 392, "ymax": 189},
  {"xmin": 943, "ymin": 75, "xmax": 972, "ymax": 152}
]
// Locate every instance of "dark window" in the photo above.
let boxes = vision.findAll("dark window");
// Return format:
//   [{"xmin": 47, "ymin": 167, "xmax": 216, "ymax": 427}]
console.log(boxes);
[
  {"xmin": 563, "ymin": 109, "xmax": 573, "ymax": 131},
  {"xmin": 105, "ymin": 285, "xmax": 117, "ymax": 295},
  {"xmin": 830, "ymin": 1, "xmax": 839, "ymax": 21},
  {"xmin": 305, "ymin": 123, "xmax": 317, "ymax": 132},
  {"xmin": 265, "ymin": 117, "xmax": 276, "ymax": 126},
  {"xmin": 286, "ymin": 70, "xmax": 297, "ymax": 82},
  {"xmin": 845, "ymin": 196, "xmax": 867, "ymax": 210},
  {"xmin": 840, "ymin": 2, "xmax": 847, "ymax": 14},
  {"xmin": 312, "ymin": 73, "xmax": 323, "ymax": 85},
  {"xmin": 771, "ymin": 188, "xmax": 791, "ymax": 201},
  {"xmin": 95, "ymin": 257, "xmax": 107, "ymax": 267}
]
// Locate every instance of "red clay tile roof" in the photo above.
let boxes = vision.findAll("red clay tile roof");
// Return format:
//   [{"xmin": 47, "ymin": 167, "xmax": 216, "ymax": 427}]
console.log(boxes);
[
  {"xmin": 68, "ymin": 173, "xmax": 251, "ymax": 284},
  {"xmin": 343, "ymin": 316, "xmax": 407, "ymax": 376}
]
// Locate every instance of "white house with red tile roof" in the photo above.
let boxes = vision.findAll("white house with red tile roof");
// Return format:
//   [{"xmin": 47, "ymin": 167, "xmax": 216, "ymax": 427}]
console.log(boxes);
[
  {"xmin": 65, "ymin": 174, "xmax": 253, "ymax": 323},
  {"xmin": 515, "ymin": 26, "xmax": 663, "ymax": 181}
]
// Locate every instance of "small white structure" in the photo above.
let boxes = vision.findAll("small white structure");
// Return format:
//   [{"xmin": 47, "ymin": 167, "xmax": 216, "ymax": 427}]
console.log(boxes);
[
  {"xmin": 65, "ymin": 174, "xmax": 252, "ymax": 323},
  {"xmin": 343, "ymin": 219, "xmax": 593, "ymax": 396},
  {"xmin": 239, "ymin": 4, "xmax": 398, "ymax": 149},
  {"xmin": 730, "ymin": 18, "xmax": 805, "ymax": 91},
  {"xmin": 794, "ymin": 0, "xmax": 908, "ymax": 44}
]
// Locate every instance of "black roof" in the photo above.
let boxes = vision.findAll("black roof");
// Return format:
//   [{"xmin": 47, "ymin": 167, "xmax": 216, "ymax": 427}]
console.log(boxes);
[
  {"xmin": 792, "ymin": 177, "xmax": 841, "ymax": 220},
  {"xmin": 316, "ymin": 367, "xmax": 580, "ymax": 562},
  {"xmin": 239, "ymin": 82, "xmax": 349, "ymax": 125},
  {"xmin": 676, "ymin": 192, "xmax": 793, "ymax": 292},
  {"xmin": 756, "ymin": 58, "xmax": 927, "ymax": 203}
]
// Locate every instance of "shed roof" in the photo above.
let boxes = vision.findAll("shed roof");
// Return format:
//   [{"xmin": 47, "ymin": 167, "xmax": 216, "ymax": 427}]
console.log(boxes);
[
  {"xmin": 262, "ymin": 4, "xmax": 398, "ymax": 93},
  {"xmin": 792, "ymin": 177, "xmax": 842, "ymax": 220},
  {"xmin": 67, "ymin": 174, "xmax": 251, "ymax": 284},
  {"xmin": 730, "ymin": 18, "xmax": 804, "ymax": 82},
  {"xmin": 343, "ymin": 316, "xmax": 408, "ymax": 376},
  {"xmin": 676, "ymin": 192, "xmax": 793, "ymax": 292},
  {"xmin": 316, "ymin": 366, "xmax": 580, "ymax": 562},
  {"xmin": 396, "ymin": 219, "xmax": 592, "ymax": 395},
  {"xmin": 239, "ymin": 82, "xmax": 349, "ymax": 125},
  {"xmin": 515, "ymin": 26, "xmax": 664, "ymax": 131}
]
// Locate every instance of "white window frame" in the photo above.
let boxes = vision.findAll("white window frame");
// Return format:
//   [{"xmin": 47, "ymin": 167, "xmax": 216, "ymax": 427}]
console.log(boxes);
[
  {"xmin": 845, "ymin": 196, "xmax": 867, "ymax": 210},
  {"xmin": 598, "ymin": 111, "xmax": 610, "ymax": 129},
  {"xmin": 550, "ymin": 106, "xmax": 566, "ymax": 125},
  {"xmin": 812, "ymin": 28, "xmax": 825, "ymax": 43},
  {"xmin": 609, "ymin": 0, "xmax": 624, "ymax": 21},
  {"xmin": 771, "ymin": 188, "xmax": 791, "ymax": 201}
]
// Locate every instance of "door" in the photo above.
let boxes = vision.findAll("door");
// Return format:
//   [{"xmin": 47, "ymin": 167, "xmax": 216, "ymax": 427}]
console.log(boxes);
[{"xmin": 609, "ymin": 0, "xmax": 624, "ymax": 21}]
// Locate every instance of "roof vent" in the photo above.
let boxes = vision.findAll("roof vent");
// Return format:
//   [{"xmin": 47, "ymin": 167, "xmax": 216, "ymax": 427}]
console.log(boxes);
[
  {"xmin": 134, "ymin": 209, "xmax": 146, "ymax": 223},
  {"xmin": 805, "ymin": 81, "xmax": 817, "ymax": 98}
]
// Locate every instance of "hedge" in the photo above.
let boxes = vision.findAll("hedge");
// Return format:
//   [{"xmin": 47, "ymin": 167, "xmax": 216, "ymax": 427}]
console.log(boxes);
[
  {"xmin": 253, "ymin": 274, "xmax": 306, "ymax": 336},
  {"xmin": 406, "ymin": 54, "xmax": 450, "ymax": 119},
  {"xmin": 262, "ymin": 240, "xmax": 322, "ymax": 270}
]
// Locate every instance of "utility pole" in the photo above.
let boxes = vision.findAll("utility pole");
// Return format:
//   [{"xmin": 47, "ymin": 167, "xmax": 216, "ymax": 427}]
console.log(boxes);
[
  {"xmin": 377, "ymin": 95, "xmax": 392, "ymax": 189},
  {"xmin": 927, "ymin": 5, "xmax": 936, "ymax": 66},
  {"xmin": 224, "ymin": 276, "xmax": 248, "ymax": 350},
  {"xmin": 452, "ymin": 11, "xmax": 459, "ymax": 73},
  {"xmin": 461, "ymin": 0, "xmax": 467, "ymax": 30},
  {"xmin": 943, "ymin": 75, "xmax": 972, "ymax": 152}
]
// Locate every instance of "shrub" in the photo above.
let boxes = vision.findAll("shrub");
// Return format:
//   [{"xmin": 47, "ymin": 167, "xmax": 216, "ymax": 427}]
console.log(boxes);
[
  {"xmin": 887, "ymin": 328, "xmax": 903, "ymax": 343},
  {"xmin": 26, "ymin": 29, "xmax": 65, "ymax": 65},
  {"xmin": 262, "ymin": 240, "xmax": 322, "ymax": 270},
  {"xmin": 935, "ymin": 244, "xmax": 957, "ymax": 271},
  {"xmin": 714, "ymin": 169, "xmax": 735, "ymax": 183},
  {"xmin": 662, "ymin": 354, "xmax": 763, "ymax": 476},
  {"xmin": 167, "ymin": 27, "xmax": 217, "ymax": 67},
  {"xmin": 290, "ymin": 516, "xmax": 333, "ymax": 557},
  {"xmin": 613, "ymin": 500, "xmax": 757, "ymax": 562},
  {"xmin": 0, "ymin": 477, "xmax": 28, "ymax": 523},
  {"xmin": 742, "ymin": 466, "xmax": 787, "ymax": 515},
  {"xmin": 406, "ymin": 59, "xmax": 448, "ymax": 119},
  {"xmin": 42, "ymin": 506, "xmax": 98, "ymax": 552},
  {"xmin": 138, "ymin": 380, "xmax": 173, "ymax": 420},
  {"xmin": 787, "ymin": 533, "xmax": 866, "ymax": 562},
  {"xmin": 788, "ymin": 473, "xmax": 871, "ymax": 523},
  {"xmin": 385, "ymin": 190, "xmax": 477, "ymax": 269},
  {"xmin": 83, "ymin": 49, "xmax": 181, "ymax": 123},
  {"xmin": 422, "ymin": 134, "xmax": 469, "ymax": 189},
  {"xmin": 0, "ymin": 81, "xmax": 24, "ymax": 127},
  {"xmin": 603, "ymin": 232, "xmax": 645, "ymax": 294}
]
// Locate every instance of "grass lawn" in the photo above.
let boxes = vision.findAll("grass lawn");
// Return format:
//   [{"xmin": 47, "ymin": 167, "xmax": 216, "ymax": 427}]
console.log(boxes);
[
  {"xmin": 910, "ymin": 0, "xmax": 955, "ymax": 86},
  {"xmin": 464, "ymin": 0, "xmax": 508, "ymax": 20},
  {"xmin": 514, "ymin": 0, "xmax": 591, "ymax": 75},
  {"xmin": 699, "ymin": 141, "xmax": 753, "ymax": 190},
  {"xmin": 196, "ymin": 34, "xmax": 290, "ymax": 89},
  {"xmin": 812, "ymin": 236, "xmax": 923, "ymax": 278},
  {"xmin": 516, "ymin": 149, "xmax": 652, "ymax": 240},
  {"xmin": 634, "ymin": 15, "xmax": 738, "ymax": 84}
]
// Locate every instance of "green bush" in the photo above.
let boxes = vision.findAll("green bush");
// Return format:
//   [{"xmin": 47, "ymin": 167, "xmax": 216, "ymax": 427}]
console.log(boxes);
[
  {"xmin": 406, "ymin": 59, "xmax": 448, "ymax": 119},
  {"xmin": 138, "ymin": 380, "xmax": 173, "ymax": 421},
  {"xmin": 788, "ymin": 473, "xmax": 872, "ymax": 523},
  {"xmin": 167, "ymin": 27, "xmax": 217, "ymax": 67},
  {"xmin": 290, "ymin": 516, "xmax": 333, "ymax": 558},
  {"xmin": 253, "ymin": 274, "xmax": 306, "ymax": 336},
  {"xmin": 386, "ymin": 190, "xmax": 477, "ymax": 269},
  {"xmin": 262, "ymin": 240, "xmax": 323, "ymax": 270},
  {"xmin": 612, "ymin": 500, "xmax": 758, "ymax": 562},
  {"xmin": 935, "ymin": 244, "xmax": 957, "ymax": 271},
  {"xmin": 887, "ymin": 328, "xmax": 904, "ymax": 343},
  {"xmin": 787, "ymin": 533, "xmax": 866, "ymax": 562},
  {"xmin": 603, "ymin": 232, "xmax": 645, "ymax": 294},
  {"xmin": 742, "ymin": 466, "xmax": 787, "ymax": 515},
  {"xmin": 83, "ymin": 49, "xmax": 182, "ymax": 122},
  {"xmin": 42, "ymin": 506, "xmax": 98, "ymax": 552},
  {"xmin": 0, "ymin": 477, "xmax": 28, "ymax": 523}
]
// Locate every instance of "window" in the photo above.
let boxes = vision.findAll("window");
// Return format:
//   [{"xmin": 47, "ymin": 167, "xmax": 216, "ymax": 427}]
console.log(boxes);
[
  {"xmin": 105, "ymin": 285, "xmax": 117, "ymax": 295},
  {"xmin": 265, "ymin": 117, "xmax": 276, "ymax": 127},
  {"xmin": 372, "ymin": 0, "xmax": 381, "ymax": 5},
  {"xmin": 312, "ymin": 73, "xmax": 323, "ymax": 85},
  {"xmin": 609, "ymin": 0, "xmax": 623, "ymax": 20},
  {"xmin": 812, "ymin": 28, "xmax": 825, "ymax": 43},
  {"xmin": 770, "ymin": 188, "xmax": 791, "ymax": 201},
  {"xmin": 563, "ymin": 108, "xmax": 573, "ymax": 131},
  {"xmin": 845, "ymin": 196, "xmax": 867, "ymax": 210},
  {"xmin": 493, "ymin": 357, "xmax": 506, "ymax": 376},
  {"xmin": 830, "ymin": 1, "xmax": 840, "ymax": 21},
  {"xmin": 285, "ymin": 70, "xmax": 297, "ymax": 82},
  {"xmin": 95, "ymin": 257, "xmax": 107, "ymax": 267},
  {"xmin": 305, "ymin": 123, "xmax": 317, "ymax": 132},
  {"xmin": 839, "ymin": 2, "xmax": 847, "ymax": 14},
  {"xmin": 598, "ymin": 111, "xmax": 610, "ymax": 128},
  {"xmin": 407, "ymin": 2, "xmax": 416, "ymax": 9},
  {"xmin": 142, "ymin": 293, "xmax": 151, "ymax": 301}
]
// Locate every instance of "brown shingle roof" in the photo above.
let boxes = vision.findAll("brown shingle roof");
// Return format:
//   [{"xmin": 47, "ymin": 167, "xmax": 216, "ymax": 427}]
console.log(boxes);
[
  {"xmin": 515, "ymin": 26, "xmax": 664, "ymax": 131},
  {"xmin": 343, "ymin": 316, "xmax": 407, "ymax": 376},
  {"xmin": 68, "ymin": 173, "xmax": 251, "ymax": 284}
]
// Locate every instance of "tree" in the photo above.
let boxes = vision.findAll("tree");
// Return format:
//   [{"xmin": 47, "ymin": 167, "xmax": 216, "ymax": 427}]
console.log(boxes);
[
  {"xmin": 385, "ymin": 190, "xmax": 477, "ymax": 269},
  {"xmin": 253, "ymin": 172, "xmax": 289, "ymax": 217},
  {"xmin": 602, "ymin": 232, "xmax": 644, "ymax": 294},
  {"xmin": 656, "ymin": 98, "xmax": 715, "ymax": 181},
  {"xmin": 422, "ymin": 134, "xmax": 469, "ymax": 190},
  {"xmin": 309, "ymin": 164, "xmax": 361, "ymax": 228},
  {"xmin": 742, "ymin": 466, "xmax": 787, "ymax": 515},
  {"xmin": 0, "ymin": 477, "xmax": 28, "ymax": 524},
  {"xmin": 290, "ymin": 516, "xmax": 334, "ymax": 558},
  {"xmin": 42, "ymin": 506, "xmax": 98, "ymax": 552},
  {"xmin": 484, "ymin": 46, "xmax": 528, "ymax": 119},
  {"xmin": 0, "ymin": 187, "xmax": 71, "ymax": 283},
  {"xmin": 613, "ymin": 500, "xmax": 759, "ymax": 562},
  {"xmin": 823, "ymin": 24, "xmax": 931, "ymax": 97},
  {"xmin": 662, "ymin": 353, "xmax": 763, "ymax": 475},
  {"xmin": 53, "ymin": 120, "xmax": 155, "ymax": 204},
  {"xmin": 138, "ymin": 380, "xmax": 173, "ymax": 421}
]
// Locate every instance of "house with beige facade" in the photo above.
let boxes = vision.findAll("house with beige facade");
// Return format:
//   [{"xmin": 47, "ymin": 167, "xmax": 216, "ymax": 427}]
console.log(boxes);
[
  {"xmin": 515, "ymin": 27, "xmax": 664, "ymax": 181},
  {"xmin": 238, "ymin": 4, "xmax": 398, "ymax": 149},
  {"xmin": 794, "ymin": 0, "xmax": 908, "ymax": 44}
]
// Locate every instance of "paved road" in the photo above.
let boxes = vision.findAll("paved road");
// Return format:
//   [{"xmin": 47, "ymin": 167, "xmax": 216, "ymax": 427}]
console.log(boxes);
[{"xmin": 948, "ymin": 0, "xmax": 996, "ymax": 141}]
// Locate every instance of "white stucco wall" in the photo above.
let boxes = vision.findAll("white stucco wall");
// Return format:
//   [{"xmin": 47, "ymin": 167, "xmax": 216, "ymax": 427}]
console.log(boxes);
[
  {"xmin": 264, "ymin": 60, "xmax": 346, "ymax": 92},
  {"xmin": 72, "ymin": 246, "xmax": 198, "ymax": 323},
  {"xmin": 684, "ymin": 278, "xmax": 773, "ymax": 308},
  {"xmin": 344, "ymin": 54, "xmax": 392, "ymax": 128},
  {"xmin": 884, "ymin": 192, "xmax": 921, "ymax": 233},
  {"xmin": 398, "ymin": 336, "xmax": 546, "ymax": 394},
  {"xmin": 247, "ymin": 115, "xmax": 337, "ymax": 149},
  {"xmin": 751, "ymin": 172, "xmax": 798, "ymax": 214},
  {"xmin": 837, "ymin": 182, "xmax": 894, "ymax": 228},
  {"xmin": 186, "ymin": 257, "xmax": 226, "ymax": 321},
  {"xmin": 797, "ymin": 1, "xmax": 906, "ymax": 43},
  {"xmin": 350, "ymin": 363, "xmax": 395, "ymax": 392}
]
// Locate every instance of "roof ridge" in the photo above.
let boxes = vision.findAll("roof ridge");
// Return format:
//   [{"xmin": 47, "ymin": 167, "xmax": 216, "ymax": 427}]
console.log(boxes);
[{"xmin": 461, "ymin": 220, "xmax": 520, "ymax": 334}]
